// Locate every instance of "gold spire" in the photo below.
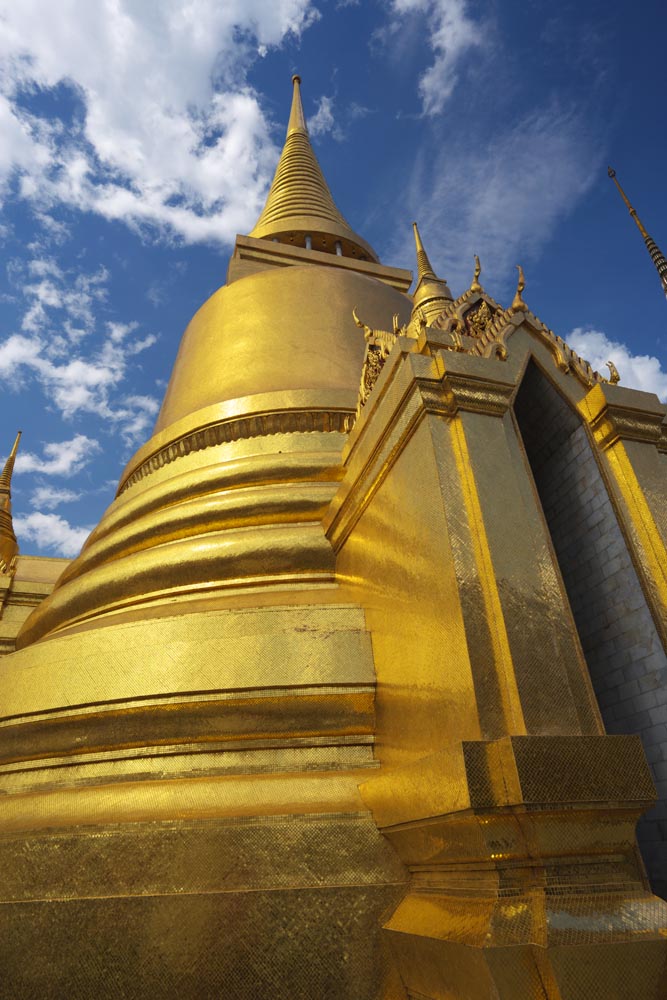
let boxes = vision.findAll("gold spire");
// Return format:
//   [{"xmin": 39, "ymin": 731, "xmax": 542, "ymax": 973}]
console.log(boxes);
[
  {"xmin": 608, "ymin": 167, "xmax": 667, "ymax": 299},
  {"xmin": 249, "ymin": 76, "xmax": 378, "ymax": 261},
  {"xmin": 286, "ymin": 73, "xmax": 307, "ymax": 135},
  {"xmin": 411, "ymin": 222, "xmax": 452, "ymax": 324},
  {"xmin": 413, "ymin": 220, "xmax": 438, "ymax": 280},
  {"xmin": 0, "ymin": 430, "xmax": 21, "ymax": 576},
  {"xmin": 511, "ymin": 264, "xmax": 527, "ymax": 312},
  {"xmin": 470, "ymin": 254, "xmax": 482, "ymax": 293}
]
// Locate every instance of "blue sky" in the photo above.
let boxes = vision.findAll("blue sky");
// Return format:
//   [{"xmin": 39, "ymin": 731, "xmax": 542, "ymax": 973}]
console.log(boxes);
[{"xmin": 0, "ymin": 0, "xmax": 666, "ymax": 558}]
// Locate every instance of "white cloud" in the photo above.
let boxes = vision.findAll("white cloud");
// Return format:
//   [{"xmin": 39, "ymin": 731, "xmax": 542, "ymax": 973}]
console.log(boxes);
[
  {"xmin": 309, "ymin": 96, "xmax": 339, "ymax": 139},
  {"xmin": 15, "ymin": 434, "xmax": 100, "ymax": 477},
  {"xmin": 1, "ymin": 258, "xmax": 159, "ymax": 441},
  {"xmin": 0, "ymin": 330, "xmax": 159, "ymax": 442},
  {"xmin": 13, "ymin": 511, "xmax": 90, "ymax": 557},
  {"xmin": 400, "ymin": 105, "xmax": 600, "ymax": 290},
  {"xmin": 21, "ymin": 263, "xmax": 108, "ymax": 340},
  {"xmin": 387, "ymin": 0, "xmax": 481, "ymax": 115},
  {"xmin": 308, "ymin": 95, "xmax": 372, "ymax": 142},
  {"xmin": 566, "ymin": 328, "xmax": 667, "ymax": 402},
  {"xmin": 0, "ymin": 0, "xmax": 319, "ymax": 243},
  {"xmin": 30, "ymin": 485, "xmax": 81, "ymax": 509}
]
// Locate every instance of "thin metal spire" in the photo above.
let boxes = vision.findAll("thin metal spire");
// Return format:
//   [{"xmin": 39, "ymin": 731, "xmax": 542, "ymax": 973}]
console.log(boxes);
[
  {"xmin": 0, "ymin": 430, "xmax": 21, "ymax": 576},
  {"xmin": 0, "ymin": 430, "xmax": 21, "ymax": 493},
  {"xmin": 608, "ymin": 167, "xmax": 667, "ymax": 299}
]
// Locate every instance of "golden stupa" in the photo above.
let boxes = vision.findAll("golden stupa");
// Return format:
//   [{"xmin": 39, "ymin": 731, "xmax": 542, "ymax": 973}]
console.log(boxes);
[{"xmin": 1, "ymin": 76, "xmax": 667, "ymax": 999}]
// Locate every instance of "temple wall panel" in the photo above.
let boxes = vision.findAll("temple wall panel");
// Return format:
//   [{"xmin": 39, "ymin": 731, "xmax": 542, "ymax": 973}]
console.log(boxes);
[
  {"xmin": 456, "ymin": 405, "xmax": 601, "ymax": 737},
  {"xmin": 334, "ymin": 412, "xmax": 481, "ymax": 769}
]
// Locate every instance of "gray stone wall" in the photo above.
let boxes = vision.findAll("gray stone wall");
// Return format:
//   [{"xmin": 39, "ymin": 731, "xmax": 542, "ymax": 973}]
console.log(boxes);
[{"xmin": 514, "ymin": 363, "xmax": 667, "ymax": 898}]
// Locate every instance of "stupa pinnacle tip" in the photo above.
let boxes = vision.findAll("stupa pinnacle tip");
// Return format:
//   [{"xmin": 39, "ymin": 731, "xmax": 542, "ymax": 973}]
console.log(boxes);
[{"xmin": 248, "ymin": 68, "xmax": 378, "ymax": 260}]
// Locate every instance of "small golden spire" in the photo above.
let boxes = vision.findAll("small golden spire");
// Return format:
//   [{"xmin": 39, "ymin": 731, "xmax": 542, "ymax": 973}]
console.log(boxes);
[
  {"xmin": 511, "ymin": 264, "xmax": 527, "ymax": 312},
  {"xmin": 0, "ymin": 430, "xmax": 21, "ymax": 576},
  {"xmin": 413, "ymin": 222, "xmax": 438, "ymax": 281},
  {"xmin": 287, "ymin": 75, "xmax": 307, "ymax": 136},
  {"xmin": 470, "ymin": 254, "xmax": 482, "ymax": 293},
  {"xmin": 411, "ymin": 222, "xmax": 452, "ymax": 325},
  {"xmin": 0, "ymin": 430, "xmax": 21, "ymax": 493},
  {"xmin": 249, "ymin": 76, "xmax": 378, "ymax": 261},
  {"xmin": 609, "ymin": 166, "xmax": 667, "ymax": 299}
]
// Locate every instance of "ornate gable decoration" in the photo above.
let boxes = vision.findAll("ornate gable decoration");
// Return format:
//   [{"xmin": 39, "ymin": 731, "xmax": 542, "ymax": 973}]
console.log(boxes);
[
  {"xmin": 352, "ymin": 249, "xmax": 622, "ymax": 419},
  {"xmin": 431, "ymin": 287, "xmax": 510, "ymax": 361},
  {"xmin": 353, "ymin": 309, "xmax": 416, "ymax": 416}
]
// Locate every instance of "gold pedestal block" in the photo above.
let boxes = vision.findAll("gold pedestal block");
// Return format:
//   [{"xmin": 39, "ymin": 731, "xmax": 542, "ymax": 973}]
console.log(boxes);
[
  {"xmin": 0, "ymin": 808, "xmax": 408, "ymax": 999},
  {"xmin": 361, "ymin": 735, "xmax": 667, "ymax": 999}
]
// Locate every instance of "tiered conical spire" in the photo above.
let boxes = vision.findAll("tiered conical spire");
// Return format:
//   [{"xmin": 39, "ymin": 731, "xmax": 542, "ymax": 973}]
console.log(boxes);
[
  {"xmin": 608, "ymin": 167, "xmax": 667, "ymax": 299},
  {"xmin": 411, "ymin": 222, "xmax": 452, "ymax": 324},
  {"xmin": 0, "ymin": 431, "xmax": 21, "ymax": 576},
  {"xmin": 250, "ymin": 76, "xmax": 378, "ymax": 261}
]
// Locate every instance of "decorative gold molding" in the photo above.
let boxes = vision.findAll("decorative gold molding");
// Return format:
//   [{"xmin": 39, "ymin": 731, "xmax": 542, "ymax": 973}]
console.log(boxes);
[
  {"xmin": 511, "ymin": 263, "xmax": 527, "ymax": 312},
  {"xmin": 580, "ymin": 391, "xmax": 666, "ymax": 451},
  {"xmin": 119, "ymin": 408, "xmax": 356, "ymax": 493},
  {"xmin": 439, "ymin": 369, "xmax": 515, "ymax": 416},
  {"xmin": 353, "ymin": 309, "xmax": 399, "ymax": 416}
]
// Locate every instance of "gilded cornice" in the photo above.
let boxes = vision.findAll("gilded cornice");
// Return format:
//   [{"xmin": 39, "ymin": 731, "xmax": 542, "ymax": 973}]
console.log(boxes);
[
  {"xmin": 578, "ymin": 383, "xmax": 667, "ymax": 451},
  {"xmin": 228, "ymin": 235, "xmax": 412, "ymax": 292},
  {"xmin": 659, "ymin": 425, "xmax": 667, "ymax": 454},
  {"xmin": 434, "ymin": 360, "xmax": 515, "ymax": 417}
]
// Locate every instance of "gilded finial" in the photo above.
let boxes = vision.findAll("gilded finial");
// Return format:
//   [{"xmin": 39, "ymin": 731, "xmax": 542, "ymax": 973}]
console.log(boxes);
[
  {"xmin": 410, "ymin": 222, "xmax": 452, "ymax": 324},
  {"xmin": 0, "ymin": 430, "xmax": 21, "ymax": 576},
  {"xmin": 413, "ymin": 222, "xmax": 437, "ymax": 281},
  {"xmin": 287, "ymin": 73, "xmax": 307, "ymax": 136},
  {"xmin": 609, "ymin": 166, "xmax": 667, "ymax": 299},
  {"xmin": 352, "ymin": 306, "xmax": 374, "ymax": 339},
  {"xmin": 606, "ymin": 360, "xmax": 620, "ymax": 384},
  {"xmin": 0, "ymin": 430, "xmax": 21, "ymax": 493},
  {"xmin": 511, "ymin": 264, "xmax": 527, "ymax": 312},
  {"xmin": 470, "ymin": 254, "xmax": 482, "ymax": 293}
]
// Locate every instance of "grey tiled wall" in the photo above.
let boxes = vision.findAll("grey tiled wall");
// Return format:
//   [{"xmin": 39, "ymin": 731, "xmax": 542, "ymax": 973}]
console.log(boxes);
[{"xmin": 515, "ymin": 363, "xmax": 667, "ymax": 897}]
